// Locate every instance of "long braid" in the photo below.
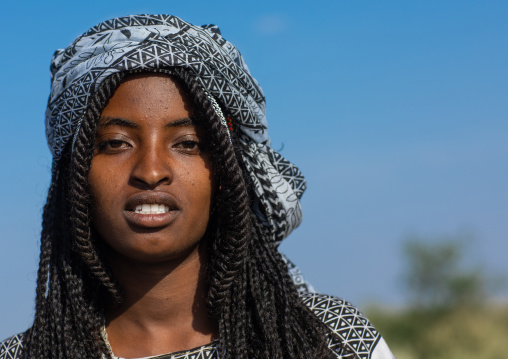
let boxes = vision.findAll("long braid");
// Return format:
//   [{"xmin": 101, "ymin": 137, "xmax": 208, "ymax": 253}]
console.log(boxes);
[
  {"xmin": 239, "ymin": 145, "xmax": 288, "ymax": 242},
  {"xmin": 69, "ymin": 72, "xmax": 125, "ymax": 302},
  {"xmin": 172, "ymin": 70, "xmax": 348, "ymax": 358},
  {"xmin": 23, "ymin": 73, "xmax": 125, "ymax": 359},
  {"xmin": 24, "ymin": 176, "xmax": 58, "ymax": 356},
  {"xmin": 171, "ymin": 68, "xmax": 252, "ymax": 356}
]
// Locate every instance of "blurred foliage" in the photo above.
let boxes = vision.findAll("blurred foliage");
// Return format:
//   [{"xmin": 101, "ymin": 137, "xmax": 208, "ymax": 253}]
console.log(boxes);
[
  {"xmin": 402, "ymin": 233, "xmax": 485, "ymax": 309},
  {"xmin": 366, "ymin": 233, "xmax": 508, "ymax": 359}
]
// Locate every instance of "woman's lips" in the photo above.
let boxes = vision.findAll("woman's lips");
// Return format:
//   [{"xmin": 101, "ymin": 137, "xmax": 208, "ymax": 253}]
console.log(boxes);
[
  {"xmin": 123, "ymin": 192, "xmax": 180, "ymax": 228},
  {"xmin": 123, "ymin": 209, "xmax": 178, "ymax": 228}
]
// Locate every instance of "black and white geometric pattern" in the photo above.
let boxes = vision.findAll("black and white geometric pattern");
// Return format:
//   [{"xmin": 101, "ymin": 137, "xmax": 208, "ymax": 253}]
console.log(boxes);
[
  {"xmin": 301, "ymin": 293, "xmax": 392, "ymax": 359},
  {"xmin": 283, "ymin": 254, "xmax": 317, "ymax": 293},
  {"xmin": 0, "ymin": 294, "xmax": 393, "ymax": 359},
  {"xmin": 240, "ymin": 140, "xmax": 304, "ymax": 241},
  {"xmin": 46, "ymin": 14, "xmax": 306, "ymax": 240},
  {"xmin": 115, "ymin": 341, "xmax": 219, "ymax": 359},
  {"xmin": 0, "ymin": 334, "xmax": 22, "ymax": 359}
]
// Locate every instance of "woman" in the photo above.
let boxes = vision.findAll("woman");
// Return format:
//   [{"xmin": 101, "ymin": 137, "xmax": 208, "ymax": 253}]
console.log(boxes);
[{"xmin": 0, "ymin": 14, "xmax": 393, "ymax": 359}]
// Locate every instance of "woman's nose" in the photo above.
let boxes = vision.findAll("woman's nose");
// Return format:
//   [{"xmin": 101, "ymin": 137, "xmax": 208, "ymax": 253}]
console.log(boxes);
[{"xmin": 130, "ymin": 145, "xmax": 172, "ymax": 188}]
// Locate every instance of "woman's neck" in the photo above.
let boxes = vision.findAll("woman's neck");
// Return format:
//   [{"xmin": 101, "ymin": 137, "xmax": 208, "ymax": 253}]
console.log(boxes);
[{"xmin": 103, "ymin": 243, "xmax": 217, "ymax": 358}]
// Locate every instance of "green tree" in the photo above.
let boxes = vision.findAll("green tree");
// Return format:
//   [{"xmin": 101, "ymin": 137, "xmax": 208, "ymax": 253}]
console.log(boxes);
[
  {"xmin": 367, "ymin": 233, "xmax": 508, "ymax": 359},
  {"xmin": 402, "ymin": 233, "xmax": 485, "ymax": 310}
]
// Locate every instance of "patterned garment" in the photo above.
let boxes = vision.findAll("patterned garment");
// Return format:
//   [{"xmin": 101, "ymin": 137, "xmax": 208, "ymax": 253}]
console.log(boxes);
[
  {"xmin": 0, "ymin": 293, "xmax": 394, "ymax": 359},
  {"xmin": 46, "ymin": 14, "xmax": 305, "ymax": 242}
]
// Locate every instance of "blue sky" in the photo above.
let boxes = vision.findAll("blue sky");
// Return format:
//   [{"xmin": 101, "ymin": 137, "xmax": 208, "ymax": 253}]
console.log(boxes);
[{"xmin": 1, "ymin": 0, "xmax": 507, "ymax": 339}]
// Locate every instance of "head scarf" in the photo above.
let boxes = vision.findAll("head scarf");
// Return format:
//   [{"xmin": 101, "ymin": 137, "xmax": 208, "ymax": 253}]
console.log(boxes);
[{"xmin": 46, "ymin": 14, "xmax": 306, "ymax": 242}]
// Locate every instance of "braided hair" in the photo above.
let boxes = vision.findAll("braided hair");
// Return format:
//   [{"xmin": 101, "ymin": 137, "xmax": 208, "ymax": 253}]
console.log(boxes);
[{"xmin": 23, "ymin": 69, "xmax": 351, "ymax": 359}]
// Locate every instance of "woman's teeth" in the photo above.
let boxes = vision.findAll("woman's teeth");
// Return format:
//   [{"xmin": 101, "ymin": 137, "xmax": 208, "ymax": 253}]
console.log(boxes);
[{"xmin": 134, "ymin": 204, "xmax": 171, "ymax": 214}]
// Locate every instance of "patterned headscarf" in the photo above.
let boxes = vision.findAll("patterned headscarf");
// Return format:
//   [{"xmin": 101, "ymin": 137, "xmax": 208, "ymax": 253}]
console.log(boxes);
[{"xmin": 46, "ymin": 14, "xmax": 306, "ymax": 242}]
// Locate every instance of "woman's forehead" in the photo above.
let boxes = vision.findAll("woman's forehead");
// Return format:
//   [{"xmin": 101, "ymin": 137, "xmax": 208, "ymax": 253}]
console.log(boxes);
[{"xmin": 102, "ymin": 75, "xmax": 191, "ymax": 118}]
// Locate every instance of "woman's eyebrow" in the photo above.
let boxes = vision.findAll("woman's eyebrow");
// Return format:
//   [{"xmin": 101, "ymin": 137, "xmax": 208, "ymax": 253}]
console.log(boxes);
[
  {"xmin": 98, "ymin": 117, "xmax": 139, "ymax": 129},
  {"xmin": 165, "ymin": 118, "xmax": 196, "ymax": 128},
  {"xmin": 97, "ymin": 117, "xmax": 196, "ymax": 129}
]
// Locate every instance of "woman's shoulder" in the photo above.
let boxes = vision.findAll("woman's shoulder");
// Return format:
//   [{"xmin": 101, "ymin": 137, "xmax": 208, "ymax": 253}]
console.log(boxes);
[
  {"xmin": 0, "ymin": 333, "xmax": 23, "ymax": 359},
  {"xmin": 300, "ymin": 292, "xmax": 395, "ymax": 359}
]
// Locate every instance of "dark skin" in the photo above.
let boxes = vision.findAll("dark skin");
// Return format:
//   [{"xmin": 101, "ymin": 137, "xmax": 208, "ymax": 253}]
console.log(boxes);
[{"xmin": 88, "ymin": 74, "xmax": 218, "ymax": 357}]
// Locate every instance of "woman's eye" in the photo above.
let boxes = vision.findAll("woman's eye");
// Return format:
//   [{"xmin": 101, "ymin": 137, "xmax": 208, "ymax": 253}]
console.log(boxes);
[
  {"xmin": 175, "ymin": 140, "xmax": 200, "ymax": 153},
  {"xmin": 181, "ymin": 141, "xmax": 198, "ymax": 149},
  {"xmin": 96, "ymin": 139, "xmax": 130, "ymax": 153}
]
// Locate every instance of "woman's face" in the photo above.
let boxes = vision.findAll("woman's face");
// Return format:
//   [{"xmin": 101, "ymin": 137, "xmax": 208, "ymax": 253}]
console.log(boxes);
[{"xmin": 88, "ymin": 74, "xmax": 214, "ymax": 265}]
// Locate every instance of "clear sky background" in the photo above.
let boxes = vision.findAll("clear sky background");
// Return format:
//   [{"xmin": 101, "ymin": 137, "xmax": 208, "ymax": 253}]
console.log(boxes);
[{"xmin": 0, "ymin": 0, "xmax": 507, "ymax": 339}]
